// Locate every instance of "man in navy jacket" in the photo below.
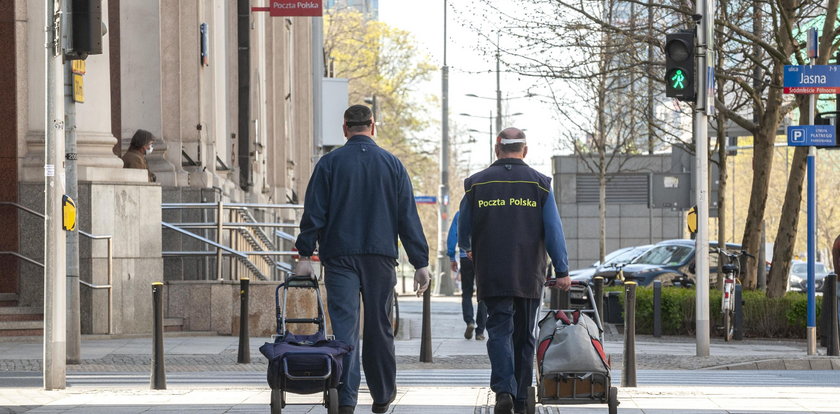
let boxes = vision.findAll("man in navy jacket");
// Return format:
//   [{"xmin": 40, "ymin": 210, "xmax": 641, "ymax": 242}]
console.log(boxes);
[
  {"xmin": 459, "ymin": 127, "xmax": 570, "ymax": 414},
  {"xmin": 295, "ymin": 105, "xmax": 431, "ymax": 414}
]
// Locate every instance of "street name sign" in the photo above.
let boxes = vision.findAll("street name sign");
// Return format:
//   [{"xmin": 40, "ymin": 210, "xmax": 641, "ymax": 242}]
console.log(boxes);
[
  {"xmin": 783, "ymin": 65, "xmax": 840, "ymax": 94},
  {"xmin": 414, "ymin": 196, "xmax": 437, "ymax": 204},
  {"xmin": 786, "ymin": 125, "xmax": 837, "ymax": 146}
]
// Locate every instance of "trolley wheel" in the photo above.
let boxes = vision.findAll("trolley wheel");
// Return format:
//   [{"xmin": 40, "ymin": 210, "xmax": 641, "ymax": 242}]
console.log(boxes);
[
  {"xmin": 326, "ymin": 388, "xmax": 339, "ymax": 414},
  {"xmin": 270, "ymin": 388, "xmax": 284, "ymax": 414},
  {"xmin": 608, "ymin": 386, "xmax": 619, "ymax": 414},
  {"xmin": 723, "ymin": 309, "xmax": 734, "ymax": 342},
  {"xmin": 526, "ymin": 386, "xmax": 537, "ymax": 414}
]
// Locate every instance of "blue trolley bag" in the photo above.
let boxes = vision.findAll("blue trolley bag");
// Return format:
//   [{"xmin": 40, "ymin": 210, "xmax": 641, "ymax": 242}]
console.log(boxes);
[{"xmin": 259, "ymin": 275, "xmax": 352, "ymax": 395}]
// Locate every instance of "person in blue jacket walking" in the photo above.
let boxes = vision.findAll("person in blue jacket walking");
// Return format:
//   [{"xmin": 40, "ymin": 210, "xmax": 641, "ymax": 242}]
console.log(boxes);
[
  {"xmin": 459, "ymin": 127, "xmax": 570, "ymax": 414},
  {"xmin": 448, "ymin": 210, "xmax": 487, "ymax": 340},
  {"xmin": 294, "ymin": 105, "xmax": 431, "ymax": 414}
]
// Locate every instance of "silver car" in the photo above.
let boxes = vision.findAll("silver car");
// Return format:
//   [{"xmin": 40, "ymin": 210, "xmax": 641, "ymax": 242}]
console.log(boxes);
[{"xmin": 788, "ymin": 261, "xmax": 831, "ymax": 292}]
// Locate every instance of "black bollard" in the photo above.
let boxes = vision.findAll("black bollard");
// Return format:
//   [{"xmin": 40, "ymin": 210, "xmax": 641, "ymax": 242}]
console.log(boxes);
[
  {"xmin": 238, "ymin": 278, "xmax": 251, "ymax": 364},
  {"xmin": 151, "ymin": 282, "xmax": 166, "ymax": 390},
  {"xmin": 419, "ymin": 288, "xmax": 433, "ymax": 362},
  {"xmin": 652, "ymin": 281, "xmax": 662, "ymax": 338},
  {"xmin": 734, "ymin": 284, "xmax": 744, "ymax": 340},
  {"xmin": 827, "ymin": 274, "xmax": 839, "ymax": 356},
  {"xmin": 622, "ymin": 282, "xmax": 637, "ymax": 387},
  {"xmin": 593, "ymin": 277, "xmax": 604, "ymax": 326}
]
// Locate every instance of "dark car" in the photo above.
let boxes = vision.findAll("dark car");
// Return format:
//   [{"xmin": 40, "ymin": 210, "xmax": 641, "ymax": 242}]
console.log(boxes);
[
  {"xmin": 570, "ymin": 245, "xmax": 652, "ymax": 284},
  {"xmin": 592, "ymin": 239, "xmax": 741, "ymax": 287},
  {"xmin": 787, "ymin": 261, "xmax": 831, "ymax": 292}
]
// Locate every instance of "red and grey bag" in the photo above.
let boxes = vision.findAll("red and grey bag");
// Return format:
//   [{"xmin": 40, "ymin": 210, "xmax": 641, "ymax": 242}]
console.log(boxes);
[{"xmin": 536, "ymin": 310, "xmax": 610, "ymax": 375}]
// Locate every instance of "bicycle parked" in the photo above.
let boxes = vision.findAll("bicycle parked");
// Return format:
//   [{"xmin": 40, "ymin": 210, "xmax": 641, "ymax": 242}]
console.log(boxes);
[{"xmin": 711, "ymin": 247, "xmax": 754, "ymax": 341}]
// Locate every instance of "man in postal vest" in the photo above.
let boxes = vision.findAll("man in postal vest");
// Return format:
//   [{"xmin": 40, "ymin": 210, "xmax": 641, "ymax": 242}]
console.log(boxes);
[{"xmin": 458, "ymin": 127, "xmax": 571, "ymax": 414}]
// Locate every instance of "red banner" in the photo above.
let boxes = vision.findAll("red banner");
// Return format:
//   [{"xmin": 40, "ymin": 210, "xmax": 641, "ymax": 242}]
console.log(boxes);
[
  {"xmin": 784, "ymin": 86, "xmax": 840, "ymax": 94},
  {"xmin": 270, "ymin": 1, "xmax": 323, "ymax": 17}
]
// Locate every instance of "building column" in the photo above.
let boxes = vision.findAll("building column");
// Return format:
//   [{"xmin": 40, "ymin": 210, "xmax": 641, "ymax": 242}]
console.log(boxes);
[{"xmin": 21, "ymin": 0, "xmax": 141, "ymax": 184}]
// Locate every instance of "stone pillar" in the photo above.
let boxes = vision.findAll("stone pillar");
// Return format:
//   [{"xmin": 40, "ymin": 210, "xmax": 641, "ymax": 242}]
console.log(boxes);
[
  {"xmin": 118, "ymin": 0, "xmax": 183, "ymax": 186},
  {"xmin": 21, "ymin": 0, "xmax": 139, "ymax": 183}
]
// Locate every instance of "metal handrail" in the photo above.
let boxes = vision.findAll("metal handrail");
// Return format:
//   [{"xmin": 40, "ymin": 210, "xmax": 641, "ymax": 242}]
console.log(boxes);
[
  {"xmin": 0, "ymin": 201, "xmax": 45, "ymax": 218},
  {"xmin": 1, "ymin": 201, "xmax": 114, "ymax": 334},
  {"xmin": 162, "ymin": 222, "xmax": 248, "ymax": 258},
  {"xmin": 171, "ymin": 222, "xmax": 298, "ymax": 229},
  {"xmin": 161, "ymin": 250, "xmax": 298, "ymax": 257},
  {"xmin": 161, "ymin": 202, "xmax": 303, "ymax": 209},
  {"xmin": 0, "ymin": 251, "xmax": 44, "ymax": 268}
]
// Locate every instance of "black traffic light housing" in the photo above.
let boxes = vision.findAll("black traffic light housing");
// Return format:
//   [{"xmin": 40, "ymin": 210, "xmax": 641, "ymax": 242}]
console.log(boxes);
[
  {"xmin": 65, "ymin": 0, "xmax": 103, "ymax": 60},
  {"xmin": 665, "ymin": 30, "xmax": 696, "ymax": 102}
]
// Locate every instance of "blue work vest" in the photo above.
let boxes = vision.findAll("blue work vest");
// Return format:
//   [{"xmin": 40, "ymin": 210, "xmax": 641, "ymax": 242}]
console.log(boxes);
[{"xmin": 463, "ymin": 158, "xmax": 551, "ymax": 300}]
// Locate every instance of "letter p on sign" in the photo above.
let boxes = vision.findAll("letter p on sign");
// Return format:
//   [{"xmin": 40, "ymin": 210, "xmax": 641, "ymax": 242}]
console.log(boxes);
[{"xmin": 792, "ymin": 128, "xmax": 805, "ymax": 143}]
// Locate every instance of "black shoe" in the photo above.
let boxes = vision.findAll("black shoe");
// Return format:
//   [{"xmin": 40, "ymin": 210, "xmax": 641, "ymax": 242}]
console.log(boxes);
[
  {"xmin": 494, "ymin": 392, "xmax": 514, "ymax": 414},
  {"xmin": 338, "ymin": 406, "xmax": 355, "ymax": 414},
  {"xmin": 371, "ymin": 390, "xmax": 396, "ymax": 413},
  {"xmin": 475, "ymin": 332, "xmax": 486, "ymax": 341},
  {"xmin": 513, "ymin": 401, "xmax": 526, "ymax": 414},
  {"xmin": 464, "ymin": 323, "xmax": 476, "ymax": 339}
]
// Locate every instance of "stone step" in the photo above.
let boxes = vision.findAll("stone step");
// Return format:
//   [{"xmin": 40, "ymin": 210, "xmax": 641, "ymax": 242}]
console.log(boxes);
[
  {"xmin": 164, "ymin": 317, "xmax": 184, "ymax": 332},
  {"xmin": 0, "ymin": 293, "xmax": 18, "ymax": 307},
  {"xmin": 0, "ymin": 320, "xmax": 43, "ymax": 336},
  {"xmin": 0, "ymin": 306, "xmax": 44, "ymax": 322}
]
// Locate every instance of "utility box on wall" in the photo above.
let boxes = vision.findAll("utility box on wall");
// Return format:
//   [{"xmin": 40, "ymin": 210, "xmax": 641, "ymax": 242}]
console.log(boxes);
[{"xmin": 321, "ymin": 78, "xmax": 349, "ymax": 148}]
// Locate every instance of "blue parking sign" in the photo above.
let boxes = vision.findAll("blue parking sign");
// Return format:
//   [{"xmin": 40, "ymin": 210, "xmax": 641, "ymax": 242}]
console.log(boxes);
[{"xmin": 786, "ymin": 125, "xmax": 837, "ymax": 147}]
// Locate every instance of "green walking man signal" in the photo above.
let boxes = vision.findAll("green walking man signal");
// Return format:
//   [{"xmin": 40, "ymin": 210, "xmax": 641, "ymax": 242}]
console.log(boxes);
[{"xmin": 671, "ymin": 69, "xmax": 686, "ymax": 89}]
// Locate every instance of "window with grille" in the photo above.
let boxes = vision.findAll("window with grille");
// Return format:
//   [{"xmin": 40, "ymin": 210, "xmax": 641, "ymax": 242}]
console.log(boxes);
[{"xmin": 575, "ymin": 174, "xmax": 649, "ymax": 204}]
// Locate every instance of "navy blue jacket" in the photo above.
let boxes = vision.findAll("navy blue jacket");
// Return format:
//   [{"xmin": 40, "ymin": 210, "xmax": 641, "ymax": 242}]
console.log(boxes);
[
  {"xmin": 458, "ymin": 158, "xmax": 569, "ymax": 300},
  {"xmin": 295, "ymin": 135, "xmax": 429, "ymax": 269}
]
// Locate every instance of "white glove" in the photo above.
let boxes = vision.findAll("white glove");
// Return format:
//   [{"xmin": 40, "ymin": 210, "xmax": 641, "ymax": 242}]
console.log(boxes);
[
  {"xmin": 294, "ymin": 258, "xmax": 316, "ymax": 280},
  {"xmin": 414, "ymin": 266, "xmax": 431, "ymax": 297}
]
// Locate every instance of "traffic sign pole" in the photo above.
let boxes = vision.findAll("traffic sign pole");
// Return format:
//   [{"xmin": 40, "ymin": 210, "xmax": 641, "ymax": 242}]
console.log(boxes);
[{"xmin": 806, "ymin": 28, "xmax": 818, "ymax": 356}]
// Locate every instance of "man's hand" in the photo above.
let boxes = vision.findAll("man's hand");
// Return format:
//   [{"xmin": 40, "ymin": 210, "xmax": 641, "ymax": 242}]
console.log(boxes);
[
  {"xmin": 414, "ymin": 266, "xmax": 431, "ymax": 297},
  {"xmin": 466, "ymin": 251, "xmax": 473, "ymax": 260},
  {"xmin": 545, "ymin": 277, "xmax": 571, "ymax": 291},
  {"xmin": 294, "ymin": 257, "xmax": 316, "ymax": 280},
  {"xmin": 450, "ymin": 260, "xmax": 459, "ymax": 272}
]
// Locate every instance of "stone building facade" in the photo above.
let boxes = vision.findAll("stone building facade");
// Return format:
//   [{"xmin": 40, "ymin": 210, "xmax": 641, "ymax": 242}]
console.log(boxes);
[{"xmin": 1, "ymin": 0, "xmax": 322, "ymax": 335}]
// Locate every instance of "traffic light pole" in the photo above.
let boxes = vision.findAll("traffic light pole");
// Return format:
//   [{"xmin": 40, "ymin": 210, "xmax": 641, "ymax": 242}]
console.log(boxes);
[
  {"xmin": 693, "ymin": 0, "xmax": 714, "ymax": 357},
  {"xmin": 44, "ymin": 0, "xmax": 68, "ymax": 390}
]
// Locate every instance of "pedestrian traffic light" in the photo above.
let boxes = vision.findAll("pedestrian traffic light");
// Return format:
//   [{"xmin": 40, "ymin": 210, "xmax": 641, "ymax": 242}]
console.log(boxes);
[
  {"xmin": 65, "ymin": 0, "xmax": 103, "ymax": 60},
  {"xmin": 665, "ymin": 31, "xmax": 696, "ymax": 102}
]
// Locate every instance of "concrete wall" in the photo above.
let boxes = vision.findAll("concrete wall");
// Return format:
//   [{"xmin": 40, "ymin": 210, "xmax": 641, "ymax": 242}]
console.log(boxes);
[
  {"xmin": 553, "ymin": 154, "xmax": 684, "ymax": 270},
  {"xmin": 165, "ymin": 280, "xmax": 323, "ymax": 337},
  {"xmin": 19, "ymin": 180, "xmax": 162, "ymax": 335}
]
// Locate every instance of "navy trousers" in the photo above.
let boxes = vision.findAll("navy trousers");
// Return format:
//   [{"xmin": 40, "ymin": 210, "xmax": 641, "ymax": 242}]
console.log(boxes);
[
  {"xmin": 323, "ymin": 255, "xmax": 396, "ymax": 408},
  {"xmin": 460, "ymin": 258, "xmax": 487, "ymax": 334},
  {"xmin": 484, "ymin": 296, "xmax": 541, "ymax": 408}
]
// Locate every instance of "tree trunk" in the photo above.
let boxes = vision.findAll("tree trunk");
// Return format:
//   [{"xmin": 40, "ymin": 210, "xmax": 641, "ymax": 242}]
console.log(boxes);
[
  {"xmin": 740, "ymin": 62, "xmax": 786, "ymax": 288},
  {"xmin": 767, "ymin": 147, "xmax": 808, "ymax": 298},
  {"xmin": 740, "ymin": 123, "xmax": 777, "ymax": 288}
]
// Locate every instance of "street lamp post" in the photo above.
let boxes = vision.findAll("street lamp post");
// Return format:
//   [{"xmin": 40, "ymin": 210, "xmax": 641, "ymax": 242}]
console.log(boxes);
[{"xmin": 462, "ymin": 111, "xmax": 523, "ymax": 164}]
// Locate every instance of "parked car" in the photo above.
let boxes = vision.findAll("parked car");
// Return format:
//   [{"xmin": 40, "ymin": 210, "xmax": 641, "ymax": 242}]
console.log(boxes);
[
  {"xmin": 570, "ymin": 245, "xmax": 653, "ymax": 284},
  {"xmin": 591, "ymin": 239, "xmax": 742, "ymax": 287},
  {"xmin": 787, "ymin": 261, "xmax": 831, "ymax": 292}
]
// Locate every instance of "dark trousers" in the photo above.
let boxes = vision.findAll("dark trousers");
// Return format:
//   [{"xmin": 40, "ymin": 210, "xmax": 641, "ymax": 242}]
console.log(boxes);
[
  {"xmin": 323, "ymin": 255, "xmax": 396, "ymax": 408},
  {"xmin": 484, "ymin": 296, "xmax": 540, "ymax": 407},
  {"xmin": 460, "ymin": 258, "xmax": 487, "ymax": 334}
]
